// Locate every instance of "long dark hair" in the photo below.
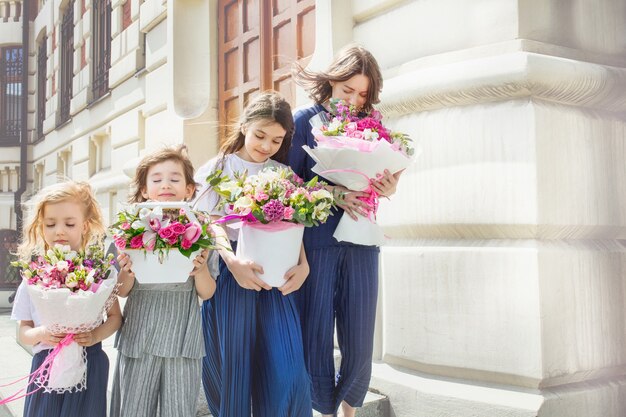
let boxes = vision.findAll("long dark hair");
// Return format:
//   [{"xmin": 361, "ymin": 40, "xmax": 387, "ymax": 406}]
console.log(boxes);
[
  {"xmin": 293, "ymin": 44, "xmax": 383, "ymax": 113},
  {"xmin": 219, "ymin": 91, "xmax": 294, "ymax": 165}
]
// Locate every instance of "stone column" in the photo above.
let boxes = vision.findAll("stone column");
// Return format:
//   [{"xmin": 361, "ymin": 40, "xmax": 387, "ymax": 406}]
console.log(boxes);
[{"xmin": 359, "ymin": 1, "xmax": 626, "ymax": 416}]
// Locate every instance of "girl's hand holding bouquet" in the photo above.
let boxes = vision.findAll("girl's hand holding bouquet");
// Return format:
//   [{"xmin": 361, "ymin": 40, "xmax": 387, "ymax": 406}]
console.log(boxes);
[
  {"xmin": 207, "ymin": 166, "xmax": 334, "ymax": 288},
  {"xmin": 110, "ymin": 203, "xmax": 216, "ymax": 285},
  {"xmin": 9, "ymin": 244, "xmax": 117, "ymax": 393}
]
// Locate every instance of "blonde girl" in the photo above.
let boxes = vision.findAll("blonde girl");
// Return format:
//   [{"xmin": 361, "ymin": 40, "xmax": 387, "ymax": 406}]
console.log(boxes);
[{"xmin": 11, "ymin": 181, "xmax": 122, "ymax": 417}]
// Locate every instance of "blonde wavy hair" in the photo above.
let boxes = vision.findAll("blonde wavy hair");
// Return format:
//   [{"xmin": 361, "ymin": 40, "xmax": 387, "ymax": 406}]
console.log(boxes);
[{"xmin": 17, "ymin": 181, "xmax": 106, "ymax": 261}]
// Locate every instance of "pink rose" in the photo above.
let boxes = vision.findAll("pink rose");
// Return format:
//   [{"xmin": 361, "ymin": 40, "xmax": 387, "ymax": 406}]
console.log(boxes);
[
  {"xmin": 167, "ymin": 235, "xmax": 178, "ymax": 245},
  {"xmin": 181, "ymin": 238, "xmax": 193, "ymax": 250},
  {"xmin": 114, "ymin": 236, "xmax": 127, "ymax": 250},
  {"xmin": 284, "ymin": 206, "xmax": 295, "ymax": 220},
  {"xmin": 170, "ymin": 222, "xmax": 186, "ymax": 235},
  {"xmin": 120, "ymin": 222, "xmax": 131, "ymax": 230},
  {"xmin": 130, "ymin": 234, "xmax": 144, "ymax": 249},
  {"xmin": 183, "ymin": 223, "xmax": 202, "ymax": 244},
  {"xmin": 159, "ymin": 226, "xmax": 174, "ymax": 239}
]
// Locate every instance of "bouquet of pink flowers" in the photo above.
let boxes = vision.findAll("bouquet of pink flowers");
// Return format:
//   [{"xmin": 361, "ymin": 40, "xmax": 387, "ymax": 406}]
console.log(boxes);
[
  {"xmin": 5, "ymin": 245, "xmax": 117, "ymax": 396},
  {"xmin": 207, "ymin": 166, "xmax": 334, "ymax": 286},
  {"xmin": 304, "ymin": 99, "xmax": 417, "ymax": 245},
  {"xmin": 110, "ymin": 202, "xmax": 215, "ymax": 284},
  {"xmin": 110, "ymin": 204, "xmax": 213, "ymax": 258},
  {"xmin": 208, "ymin": 166, "xmax": 334, "ymax": 227},
  {"xmin": 13, "ymin": 244, "xmax": 114, "ymax": 293},
  {"xmin": 317, "ymin": 99, "xmax": 414, "ymax": 157}
]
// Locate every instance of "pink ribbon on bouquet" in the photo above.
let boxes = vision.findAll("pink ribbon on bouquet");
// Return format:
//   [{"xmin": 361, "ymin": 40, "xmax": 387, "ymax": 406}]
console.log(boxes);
[
  {"xmin": 321, "ymin": 169, "xmax": 380, "ymax": 222},
  {"xmin": 214, "ymin": 212, "xmax": 259, "ymax": 224},
  {"xmin": 0, "ymin": 333, "xmax": 75, "ymax": 405}
]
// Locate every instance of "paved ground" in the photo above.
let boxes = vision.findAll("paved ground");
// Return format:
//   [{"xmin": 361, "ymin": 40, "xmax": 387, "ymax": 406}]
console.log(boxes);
[{"xmin": 0, "ymin": 306, "xmax": 384, "ymax": 417}]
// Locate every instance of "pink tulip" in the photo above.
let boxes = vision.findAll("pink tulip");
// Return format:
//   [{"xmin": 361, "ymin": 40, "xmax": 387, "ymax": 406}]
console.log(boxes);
[{"xmin": 183, "ymin": 222, "xmax": 203, "ymax": 244}]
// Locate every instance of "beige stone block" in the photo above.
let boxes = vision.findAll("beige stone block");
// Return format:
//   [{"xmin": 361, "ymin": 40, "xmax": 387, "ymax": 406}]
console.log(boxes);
[
  {"xmin": 519, "ymin": 0, "xmax": 626, "ymax": 60},
  {"xmin": 111, "ymin": 141, "xmax": 141, "ymax": 174},
  {"xmin": 145, "ymin": 18, "xmax": 167, "ymax": 72},
  {"xmin": 109, "ymin": 49, "xmax": 141, "ymax": 88},
  {"xmin": 145, "ymin": 110, "xmax": 184, "ymax": 149},
  {"xmin": 139, "ymin": 0, "xmax": 167, "ymax": 33},
  {"xmin": 110, "ymin": 111, "xmax": 141, "ymax": 148},
  {"xmin": 144, "ymin": 63, "xmax": 168, "ymax": 117},
  {"xmin": 354, "ymin": 0, "xmax": 518, "ymax": 68},
  {"xmin": 381, "ymin": 241, "xmax": 542, "ymax": 385},
  {"xmin": 71, "ymin": 136, "xmax": 90, "ymax": 163},
  {"xmin": 535, "ymin": 103, "xmax": 626, "ymax": 239},
  {"xmin": 380, "ymin": 240, "xmax": 626, "ymax": 388},
  {"xmin": 72, "ymin": 161, "xmax": 90, "ymax": 182},
  {"xmin": 82, "ymin": 8, "xmax": 91, "ymax": 38}
]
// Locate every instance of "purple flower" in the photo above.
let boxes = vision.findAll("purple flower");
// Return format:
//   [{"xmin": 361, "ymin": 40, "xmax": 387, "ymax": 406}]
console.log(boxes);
[{"xmin": 262, "ymin": 199, "xmax": 285, "ymax": 222}]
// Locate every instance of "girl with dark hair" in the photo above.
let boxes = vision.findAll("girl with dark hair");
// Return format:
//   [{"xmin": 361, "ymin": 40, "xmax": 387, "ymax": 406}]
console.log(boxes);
[{"xmin": 195, "ymin": 91, "xmax": 312, "ymax": 417}]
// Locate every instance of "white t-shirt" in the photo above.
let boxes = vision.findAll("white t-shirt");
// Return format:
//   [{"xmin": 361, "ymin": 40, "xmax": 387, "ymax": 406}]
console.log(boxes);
[
  {"xmin": 11, "ymin": 268, "xmax": 118, "ymax": 354},
  {"xmin": 193, "ymin": 153, "xmax": 284, "ymax": 241}
]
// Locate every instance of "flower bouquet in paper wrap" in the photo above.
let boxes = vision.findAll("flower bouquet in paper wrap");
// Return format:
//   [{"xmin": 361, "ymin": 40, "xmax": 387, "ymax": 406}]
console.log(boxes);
[
  {"xmin": 110, "ymin": 202, "xmax": 215, "ymax": 284},
  {"xmin": 304, "ymin": 99, "xmax": 417, "ymax": 246},
  {"xmin": 5, "ymin": 244, "xmax": 116, "ymax": 397},
  {"xmin": 207, "ymin": 166, "xmax": 334, "ymax": 287}
]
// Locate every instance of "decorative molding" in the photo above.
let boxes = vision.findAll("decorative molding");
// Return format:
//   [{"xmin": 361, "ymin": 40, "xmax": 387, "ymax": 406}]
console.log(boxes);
[{"xmin": 379, "ymin": 52, "xmax": 626, "ymax": 116}]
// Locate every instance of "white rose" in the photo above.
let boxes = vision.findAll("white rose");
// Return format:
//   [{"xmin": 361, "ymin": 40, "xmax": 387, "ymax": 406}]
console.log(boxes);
[
  {"xmin": 233, "ymin": 196, "xmax": 254, "ymax": 213},
  {"xmin": 56, "ymin": 260, "xmax": 69, "ymax": 272},
  {"xmin": 311, "ymin": 189, "xmax": 332, "ymax": 201},
  {"xmin": 65, "ymin": 273, "xmax": 78, "ymax": 288}
]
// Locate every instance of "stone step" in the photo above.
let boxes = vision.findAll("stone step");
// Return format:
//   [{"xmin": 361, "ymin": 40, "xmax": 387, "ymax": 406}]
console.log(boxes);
[
  {"xmin": 196, "ymin": 389, "xmax": 389, "ymax": 417},
  {"xmin": 195, "ymin": 348, "xmax": 389, "ymax": 417}
]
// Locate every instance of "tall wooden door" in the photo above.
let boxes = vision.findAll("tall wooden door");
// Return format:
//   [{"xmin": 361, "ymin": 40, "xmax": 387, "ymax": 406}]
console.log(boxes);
[{"xmin": 218, "ymin": 0, "xmax": 315, "ymax": 139}]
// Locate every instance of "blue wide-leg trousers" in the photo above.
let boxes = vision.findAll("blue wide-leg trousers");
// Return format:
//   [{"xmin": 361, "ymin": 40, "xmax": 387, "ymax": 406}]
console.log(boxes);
[
  {"xmin": 297, "ymin": 245, "xmax": 379, "ymax": 415},
  {"xmin": 23, "ymin": 343, "xmax": 109, "ymax": 417},
  {"xmin": 202, "ymin": 257, "xmax": 312, "ymax": 417}
]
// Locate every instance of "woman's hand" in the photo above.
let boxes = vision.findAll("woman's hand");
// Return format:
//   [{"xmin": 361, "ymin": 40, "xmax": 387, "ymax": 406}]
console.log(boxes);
[
  {"xmin": 332, "ymin": 185, "xmax": 370, "ymax": 221},
  {"xmin": 73, "ymin": 331, "xmax": 98, "ymax": 347},
  {"xmin": 226, "ymin": 257, "xmax": 270, "ymax": 291},
  {"xmin": 370, "ymin": 169, "xmax": 403, "ymax": 197},
  {"xmin": 279, "ymin": 262, "xmax": 310, "ymax": 296}
]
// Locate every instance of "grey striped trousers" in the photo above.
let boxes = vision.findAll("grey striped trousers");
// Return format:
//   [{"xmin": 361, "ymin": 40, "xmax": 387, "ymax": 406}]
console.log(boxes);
[{"xmin": 109, "ymin": 353, "xmax": 201, "ymax": 417}]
